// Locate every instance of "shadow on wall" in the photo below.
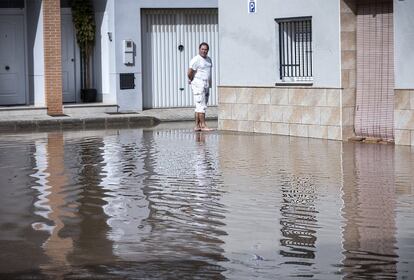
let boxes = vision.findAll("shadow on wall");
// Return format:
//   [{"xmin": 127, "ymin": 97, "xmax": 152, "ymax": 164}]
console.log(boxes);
[
  {"xmin": 343, "ymin": 0, "xmax": 357, "ymax": 14},
  {"xmin": 91, "ymin": 0, "xmax": 109, "ymax": 103}
]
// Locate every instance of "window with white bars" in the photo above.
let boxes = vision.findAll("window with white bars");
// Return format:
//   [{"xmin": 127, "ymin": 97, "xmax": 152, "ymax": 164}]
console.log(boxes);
[{"xmin": 276, "ymin": 17, "xmax": 313, "ymax": 82}]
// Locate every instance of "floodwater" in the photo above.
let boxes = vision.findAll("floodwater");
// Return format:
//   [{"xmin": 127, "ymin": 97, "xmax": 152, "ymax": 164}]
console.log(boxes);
[{"xmin": 0, "ymin": 122, "xmax": 413, "ymax": 280}]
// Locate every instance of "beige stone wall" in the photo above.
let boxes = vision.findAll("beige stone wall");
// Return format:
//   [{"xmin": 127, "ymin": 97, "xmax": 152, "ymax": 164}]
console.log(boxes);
[
  {"xmin": 340, "ymin": 0, "xmax": 357, "ymax": 140},
  {"xmin": 218, "ymin": 86, "xmax": 344, "ymax": 140},
  {"xmin": 219, "ymin": 1, "xmax": 411, "ymax": 146},
  {"xmin": 217, "ymin": 1, "xmax": 359, "ymax": 142},
  {"xmin": 394, "ymin": 89, "xmax": 414, "ymax": 145}
]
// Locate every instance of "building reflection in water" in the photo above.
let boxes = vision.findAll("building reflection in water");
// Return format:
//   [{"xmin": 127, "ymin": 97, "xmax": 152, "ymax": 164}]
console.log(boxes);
[
  {"xmin": 30, "ymin": 132, "xmax": 116, "ymax": 278},
  {"xmin": 100, "ymin": 129, "xmax": 151, "ymax": 257},
  {"xmin": 218, "ymin": 134, "xmax": 344, "ymax": 278},
  {"xmin": 68, "ymin": 133, "xmax": 116, "ymax": 267},
  {"xmin": 141, "ymin": 129, "xmax": 226, "ymax": 269},
  {"xmin": 31, "ymin": 133, "xmax": 73, "ymax": 278},
  {"xmin": 0, "ymin": 135, "xmax": 49, "ymax": 275},
  {"xmin": 274, "ymin": 137, "xmax": 344, "ymax": 274},
  {"xmin": 341, "ymin": 143, "xmax": 398, "ymax": 279},
  {"xmin": 1, "ymin": 127, "xmax": 413, "ymax": 278},
  {"xmin": 99, "ymin": 128, "xmax": 227, "ymax": 278},
  {"xmin": 279, "ymin": 173, "xmax": 317, "ymax": 262}
]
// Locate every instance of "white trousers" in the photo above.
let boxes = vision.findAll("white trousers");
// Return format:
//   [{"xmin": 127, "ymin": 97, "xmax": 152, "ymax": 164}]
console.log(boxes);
[{"xmin": 192, "ymin": 86, "xmax": 210, "ymax": 113}]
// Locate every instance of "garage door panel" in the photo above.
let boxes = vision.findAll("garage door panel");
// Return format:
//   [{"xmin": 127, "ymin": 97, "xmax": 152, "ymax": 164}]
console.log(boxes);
[{"xmin": 142, "ymin": 9, "xmax": 218, "ymax": 109}]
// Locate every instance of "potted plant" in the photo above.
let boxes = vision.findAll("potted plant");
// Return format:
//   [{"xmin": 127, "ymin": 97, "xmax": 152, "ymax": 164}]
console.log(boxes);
[{"xmin": 71, "ymin": 0, "xmax": 97, "ymax": 102}]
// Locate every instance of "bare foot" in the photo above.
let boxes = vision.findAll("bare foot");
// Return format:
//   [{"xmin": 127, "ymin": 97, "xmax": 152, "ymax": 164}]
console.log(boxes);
[
  {"xmin": 194, "ymin": 127, "xmax": 201, "ymax": 131},
  {"xmin": 201, "ymin": 127, "xmax": 214, "ymax": 131}
]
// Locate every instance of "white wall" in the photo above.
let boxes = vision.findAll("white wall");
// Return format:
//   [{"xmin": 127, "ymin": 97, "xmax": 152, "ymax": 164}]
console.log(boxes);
[
  {"xmin": 218, "ymin": 0, "xmax": 341, "ymax": 88},
  {"xmin": 93, "ymin": 0, "xmax": 115, "ymax": 104},
  {"xmin": 111, "ymin": 0, "xmax": 218, "ymax": 111},
  {"xmin": 394, "ymin": 0, "xmax": 414, "ymax": 89},
  {"xmin": 26, "ymin": 0, "xmax": 45, "ymax": 106}
]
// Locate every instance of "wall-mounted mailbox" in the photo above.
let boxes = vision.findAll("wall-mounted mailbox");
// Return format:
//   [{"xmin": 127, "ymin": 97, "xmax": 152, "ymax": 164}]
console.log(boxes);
[
  {"xmin": 120, "ymin": 73, "xmax": 135, "ymax": 90},
  {"xmin": 122, "ymin": 39, "xmax": 135, "ymax": 66}
]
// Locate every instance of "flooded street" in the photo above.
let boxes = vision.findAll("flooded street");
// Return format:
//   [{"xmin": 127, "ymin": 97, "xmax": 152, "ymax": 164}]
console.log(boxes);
[{"xmin": 0, "ymin": 123, "xmax": 413, "ymax": 279}]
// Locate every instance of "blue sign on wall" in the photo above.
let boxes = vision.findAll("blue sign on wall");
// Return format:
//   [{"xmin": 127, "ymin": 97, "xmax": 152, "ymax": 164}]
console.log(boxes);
[{"xmin": 248, "ymin": 0, "xmax": 257, "ymax": 13}]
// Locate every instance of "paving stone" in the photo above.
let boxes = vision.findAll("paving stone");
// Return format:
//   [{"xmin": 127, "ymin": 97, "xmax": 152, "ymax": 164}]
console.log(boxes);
[{"xmin": 0, "ymin": 107, "xmax": 218, "ymax": 133}]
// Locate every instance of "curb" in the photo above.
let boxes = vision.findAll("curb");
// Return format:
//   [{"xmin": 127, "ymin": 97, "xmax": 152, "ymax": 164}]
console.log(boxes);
[
  {"xmin": 0, "ymin": 115, "xmax": 218, "ymax": 133},
  {"xmin": 0, "ymin": 116, "xmax": 159, "ymax": 133}
]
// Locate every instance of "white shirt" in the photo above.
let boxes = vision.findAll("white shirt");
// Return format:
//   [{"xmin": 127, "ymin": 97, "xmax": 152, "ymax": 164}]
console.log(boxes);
[{"xmin": 189, "ymin": 54, "xmax": 212, "ymax": 89}]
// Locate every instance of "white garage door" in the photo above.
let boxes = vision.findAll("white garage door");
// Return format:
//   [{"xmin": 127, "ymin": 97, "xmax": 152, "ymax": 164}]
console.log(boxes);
[{"xmin": 142, "ymin": 9, "xmax": 218, "ymax": 109}]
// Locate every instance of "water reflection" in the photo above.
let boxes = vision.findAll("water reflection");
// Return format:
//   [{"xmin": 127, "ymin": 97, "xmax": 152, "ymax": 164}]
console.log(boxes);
[
  {"xmin": 0, "ymin": 126, "xmax": 413, "ymax": 279},
  {"xmin": 341, "ymin": 143, "xmax": 398, "ymax": 279},
  {"xmin": 279, "ymin": 174, "xmax": 317, "ymax": 263},
  {"xmin": 218, "ymin": 134, "xmax": 344, "ymax": 279},
  {"xmin": 36, "ymin": 133, "xmax": 73, "ymax": 277},
  {"xmin": 29, "ymin": 132, "xmax": 117, "ymax": 278},
  {"xmin": 100, "ymin": 130, "xmax": 151, "ymax": 259},
  {"xmin": 99, "ymin": 128, "xmax": 227, "ymax": 278},
  {"xmin": 0, "ymin": 135, "xmax": 49, "ymax": 276},
  {"xmin": 138, "ymin": 129, "xmax": 226, "ymax": 264},
  {"xmin": 68, "ymin": 134, "xmax": 117, "ymax": 267}
]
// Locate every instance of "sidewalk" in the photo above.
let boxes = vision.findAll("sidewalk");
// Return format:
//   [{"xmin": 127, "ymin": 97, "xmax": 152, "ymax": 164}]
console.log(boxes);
[{"xmin": 0, "ymin": 106, "xmax": 218, "ymax": 133}]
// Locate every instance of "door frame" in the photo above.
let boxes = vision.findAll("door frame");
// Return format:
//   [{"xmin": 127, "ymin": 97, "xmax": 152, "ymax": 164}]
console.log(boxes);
[{"xmin": 0, "ymin": 8, "xmax": 29, "ymax": 105}]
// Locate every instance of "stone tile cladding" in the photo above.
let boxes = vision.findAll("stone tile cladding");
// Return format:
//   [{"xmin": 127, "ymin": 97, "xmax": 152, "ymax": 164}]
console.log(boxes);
[
  {"xmin": 218, "ymin": 86, "xmax": 344, "ymax": 141},
  {"xmin": 341, "ymin": 0, "xmax": 357, "ymax": 140},
  {"xmin": 43, "ymin": 0, "xmax": 63, "ymax": 115},
  {"xmin": 395, "ymin": 89, "xmax": 414, "ymax": 146}
]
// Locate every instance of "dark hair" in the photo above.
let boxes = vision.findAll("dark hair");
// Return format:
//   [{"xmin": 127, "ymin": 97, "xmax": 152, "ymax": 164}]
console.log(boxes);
[{"xmin": 199, "ymin": 42, "xmax": 209, "ymax": 50}]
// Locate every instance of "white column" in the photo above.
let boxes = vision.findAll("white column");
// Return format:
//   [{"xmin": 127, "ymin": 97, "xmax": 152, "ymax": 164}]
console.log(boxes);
[{"xmin": 27, "ymin": 0, "xmax": 46, "ymax": 107}]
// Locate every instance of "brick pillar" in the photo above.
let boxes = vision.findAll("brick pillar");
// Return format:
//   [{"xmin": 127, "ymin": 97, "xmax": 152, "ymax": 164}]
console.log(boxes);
[{"xmin": 43, "ymin": 0, "xmax": 63, "ymax": 116}]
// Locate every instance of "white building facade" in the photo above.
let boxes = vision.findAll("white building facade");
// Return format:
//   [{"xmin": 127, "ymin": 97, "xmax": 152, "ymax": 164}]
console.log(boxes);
[
  {"xmin": 217, "ymin": 0, "xmax": 414, "ymax": 146},
  {"xmin": 0, "ymin": 0, "xmax": 218, "ymax": 114}
]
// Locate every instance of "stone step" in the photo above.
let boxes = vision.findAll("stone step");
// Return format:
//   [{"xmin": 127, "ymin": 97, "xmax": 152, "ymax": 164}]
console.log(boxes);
[
  {"xmin": 63, "ymin": 104, "xmax": 118, "ymax": 115},
  {"xmin": 0, "ymin": 106, "xmax": 47, "ymax": 118},
  {"xmin": 0, "ymin": 104, "xmax": 119, "ymax": 119}
]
